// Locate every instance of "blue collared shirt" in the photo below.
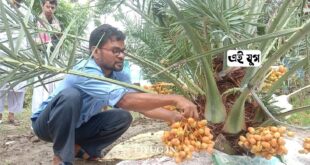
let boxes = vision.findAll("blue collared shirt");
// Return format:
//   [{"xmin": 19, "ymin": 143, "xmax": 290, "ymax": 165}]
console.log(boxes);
[{"xmin": 31, "ymin": 58, "xmax": 133, "ymax": 128}]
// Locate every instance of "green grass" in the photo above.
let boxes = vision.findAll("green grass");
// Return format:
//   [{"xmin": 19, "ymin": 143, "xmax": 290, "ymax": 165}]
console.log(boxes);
[{"xmin": 287, "ymin": 94, "xmax": 310, "ymax": 126}]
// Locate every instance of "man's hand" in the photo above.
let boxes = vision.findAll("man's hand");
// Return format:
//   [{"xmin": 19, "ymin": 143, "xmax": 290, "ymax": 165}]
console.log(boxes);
[
  {"xmin": 174, "ymin": 96, "xmax": 199, "ymax": 119},
  {"xmin": 140, "ymin": 108, "xmax": 183, "ymax": 124},
  {"xmin": 167, "ymin": 110, "xmax": 184, "ymax": 124},
  {"xmin": 117, "ymin": 93, "xmax": 199, "ymax": 118}
]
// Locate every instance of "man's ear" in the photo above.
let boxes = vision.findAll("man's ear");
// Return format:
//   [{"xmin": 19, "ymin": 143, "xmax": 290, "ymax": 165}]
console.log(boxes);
[{"xmin": 91, "ymin": 46, "xmax": 99, "ymax": 58}]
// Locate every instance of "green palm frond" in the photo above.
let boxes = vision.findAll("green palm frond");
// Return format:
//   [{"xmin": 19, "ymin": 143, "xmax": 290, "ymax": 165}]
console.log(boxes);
[
  {"xmin": 180, "ymin": 0, "xmax": 254, "ymax": 44},
  {"xmin": 0, "ymin": 1, "xmax": 149, "ymax": 93},
  {"xmin": 0, "ymin": 56, "xmax": 149, "ymax": 92},
  {"xmin": 242, "ymin": 0, "xmax": 302, "ymax": 85}
]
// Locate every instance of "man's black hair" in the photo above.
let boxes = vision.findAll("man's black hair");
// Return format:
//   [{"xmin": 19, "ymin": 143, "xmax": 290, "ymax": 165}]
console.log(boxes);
[
  {"xmin": 41, "ymin": 0, "xmax": 57, "ymax": 6},
  {"xmin": 89, "ymin": 24, "xmax": 126, "ymax": 53}
]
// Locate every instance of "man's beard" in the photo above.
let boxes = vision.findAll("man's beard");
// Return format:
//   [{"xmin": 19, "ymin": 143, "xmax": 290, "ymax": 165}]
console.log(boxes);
[{"xmin": 113, "ymin": 62, "xmax": 124, "ymax": 72}]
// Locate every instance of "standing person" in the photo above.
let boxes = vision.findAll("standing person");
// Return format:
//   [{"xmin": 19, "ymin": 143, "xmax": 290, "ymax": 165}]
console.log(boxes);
[
  {"xmin": 31, "ymin": 0, "xmax": 62, "ymax": 116},
  {"xmin": 31, "ymin": 24, "xmax": 199, "ymax": 165},
  {"xmin": 0, "ymin": 0, "xmax": 30, "ymax": 124},
  {"xmin": 36, "ymin": 0, "xmax": 61, "ymax": 47}
]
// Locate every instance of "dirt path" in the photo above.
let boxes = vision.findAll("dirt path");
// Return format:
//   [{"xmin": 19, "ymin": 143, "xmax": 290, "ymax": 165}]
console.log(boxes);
[{"xmin": 0, "ymin": 118, "xmax": 168, "ymax": 165}]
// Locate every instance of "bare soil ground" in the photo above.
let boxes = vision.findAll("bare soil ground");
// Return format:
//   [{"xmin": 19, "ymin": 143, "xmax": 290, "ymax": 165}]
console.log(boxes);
[
  {"xmin": 0, "ymin": 115, "xmax": 167, "ymax": 165},
  {"xmin": 0, "ymin": 109, "xmax": 309, "ymax": 165}
]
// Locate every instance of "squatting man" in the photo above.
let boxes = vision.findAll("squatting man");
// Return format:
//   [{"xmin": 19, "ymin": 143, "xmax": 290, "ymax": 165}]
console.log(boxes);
[{"xmin": 31, "ymin": 24, "xmax": 199, "ymax": 165}]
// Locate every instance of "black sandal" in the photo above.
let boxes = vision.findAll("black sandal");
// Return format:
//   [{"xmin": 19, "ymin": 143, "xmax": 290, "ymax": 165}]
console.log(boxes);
[
  {"xmin": 75, "ymin": 144, "xmax": 103, "ymax": 161},
  {"xmin": 75, "ymin": 145, "xmax": 90, "ymax": 160}
]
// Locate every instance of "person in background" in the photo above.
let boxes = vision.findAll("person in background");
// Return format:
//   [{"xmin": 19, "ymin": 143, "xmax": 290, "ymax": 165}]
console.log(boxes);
[
  {"xmin": 0, "ymin": 0, "xmax": 30, "ymax": 124},
  {"xmin": 31, "ymin": 24, "xmax": 199, "ymax": 165},
  {"xmin": 36, "ymin": 0, "xmax": 61, "ymax": 47},
  {"xmin": 31, "ymin": 0, "xmax": 62, "ymax": 117}
]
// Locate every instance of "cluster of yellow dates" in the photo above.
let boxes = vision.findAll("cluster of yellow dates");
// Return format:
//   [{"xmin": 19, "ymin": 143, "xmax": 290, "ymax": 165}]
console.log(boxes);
[
  {"xmin": 162, "ymin": 118, "xmax": 214, "ymax": 163},
  {"xmin": 143, "ymin": 82, "xmax": 174, "ymax": 94},
  {"xmin": 262, "ymin": 65, "xmax": 287, "ymax": 91},
  {"xmin": 238, "ymin": 126, "xmax": 291, "ymax": 159},
  {"xmin": 143, "ymin": 82, "xmax": 176, "ymax": 111},
  {"xmin": 299, "ymin": 138, "xmax": 310, "ymax": 154}
]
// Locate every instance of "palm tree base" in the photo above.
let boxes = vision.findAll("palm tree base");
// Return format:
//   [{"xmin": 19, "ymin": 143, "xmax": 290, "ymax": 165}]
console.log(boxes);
[{"xmin": 195, "ymin": 57, "xmax": 264, "ymax": 155}]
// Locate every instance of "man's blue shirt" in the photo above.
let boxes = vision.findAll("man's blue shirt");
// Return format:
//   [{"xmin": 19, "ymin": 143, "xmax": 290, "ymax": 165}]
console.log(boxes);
[{"xmin": 31, "ymin": 58, "xmax": 133, "ymax": 128}]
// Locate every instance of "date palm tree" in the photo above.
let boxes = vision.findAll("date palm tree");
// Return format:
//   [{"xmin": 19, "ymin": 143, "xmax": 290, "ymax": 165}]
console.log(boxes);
[
  {"xmin": 115, "ymin": 0, "xmax": 310, "ymax": 154},
  {"xmin": 1, "ymin": 0, "xmax": 310, "ymax": 154}
]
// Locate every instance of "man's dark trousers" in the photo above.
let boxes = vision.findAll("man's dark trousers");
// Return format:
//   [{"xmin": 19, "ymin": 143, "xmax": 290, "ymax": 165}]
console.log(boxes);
[{"xmin": 32, "ymin": 87, "xmax": 132, "ymax": 163}]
